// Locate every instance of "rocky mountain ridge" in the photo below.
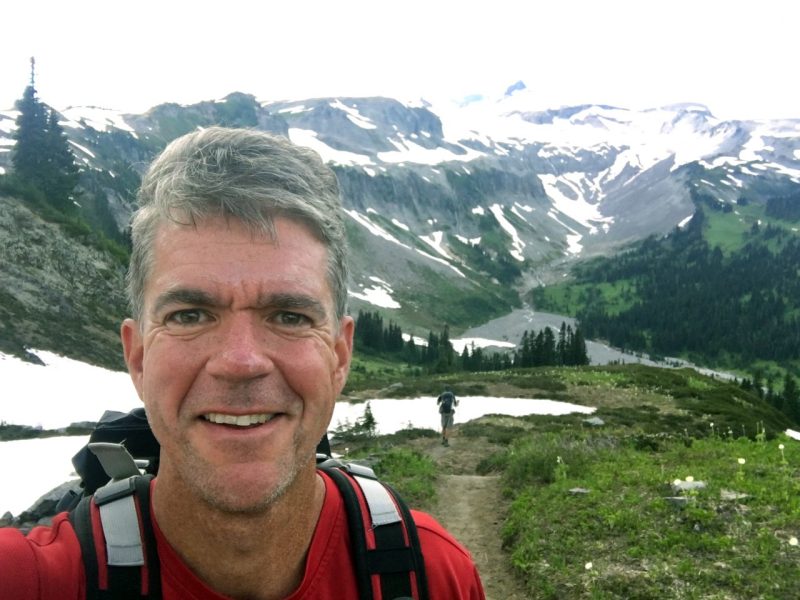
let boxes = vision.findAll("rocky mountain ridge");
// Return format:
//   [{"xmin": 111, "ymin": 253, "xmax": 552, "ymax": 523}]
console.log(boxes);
[{"xmin": 1, "ymin": 83, "xmax": 799, "ymax": 366}]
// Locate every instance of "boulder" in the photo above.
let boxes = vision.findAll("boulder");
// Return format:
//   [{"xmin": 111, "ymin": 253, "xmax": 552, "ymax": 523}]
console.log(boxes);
[{"xmin": 4, "ymin": 479, "xmax": 82, "ymax": 530}]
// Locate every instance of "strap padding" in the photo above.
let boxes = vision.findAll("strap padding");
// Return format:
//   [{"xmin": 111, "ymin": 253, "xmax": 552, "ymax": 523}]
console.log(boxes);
[
  {"xmin": 97, "ymin": 492, "xmax": 145, "ymax": 566},
  {"xmin": 352, "ymin": 474, "xmax": 403, "ymax": 527}
]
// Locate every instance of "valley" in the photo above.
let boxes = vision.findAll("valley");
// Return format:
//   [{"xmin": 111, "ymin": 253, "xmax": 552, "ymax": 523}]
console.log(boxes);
[{"xmin": 2, "ymin": 87, "xmax": 800, "ymax": 383}]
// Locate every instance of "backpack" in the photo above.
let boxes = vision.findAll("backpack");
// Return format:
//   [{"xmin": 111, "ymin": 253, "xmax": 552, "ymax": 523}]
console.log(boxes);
[
  {"xmin": 60, "ymin": 408, "xmax": 429, "ymax": 600},
  {"xmin": 438, "ymin": 392, "xmax": 455, "ymax": 414}
]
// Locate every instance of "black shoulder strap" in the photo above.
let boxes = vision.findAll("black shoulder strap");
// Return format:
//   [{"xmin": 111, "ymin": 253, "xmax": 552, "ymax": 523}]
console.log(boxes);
[
  {"xmin": 380, "ymin": 480, "xmax": 429, "ymax": 600},
  {"xmin": 69, "ymin": 475, "xmax": 160, "ymax": 599},
  {"xmin": 69, "ymin": 439, "xmax": 425, "ymax": 600},
  {"xmin": 321, "ymin": 464, "xmax": 429, "ymax": 600}
]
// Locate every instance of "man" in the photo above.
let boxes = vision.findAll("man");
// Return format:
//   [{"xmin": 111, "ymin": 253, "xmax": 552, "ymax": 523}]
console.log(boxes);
[
  {"xmin": 437, "ymin": 388, "xmax": 458, "ymax": 446},
  {"xmin": 0, "ymin": 128, "xmax": 485, "ymax": 599}
]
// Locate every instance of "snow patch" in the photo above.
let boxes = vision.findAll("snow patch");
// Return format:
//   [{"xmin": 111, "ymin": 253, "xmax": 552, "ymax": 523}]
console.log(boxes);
[
  {"xmin": 344, "ymin": 209, "xmax": 409, "ymax": 249},
  {"xmin": 546, "ymin": 210, "xmax": 584, "ymax": 255},
  {"xmin": 414, "ymin": 248, "xmax": 466, "ymax": 277},
  {"xmin": 288, "ymin": 128, "xmax": 372, "ymax": 166},
  {"xmin": 68, "ymin": 139, "xmax": 95, "ymax": 158},
  {"xmin": 489, "ymin": 204, "xmax": 525, "ymax": 261},
  {"xmin": 391, "ymin": 218, "xmax": 410, "ymax": 231},
  {"xmin": 330, "ymin": 99, "xmax": 377, "ymax": 130},
  {"xmin": 419, "ymin": 231, "xmax": 453, "ymax": 260},
  {"xmin": 450, "ymin": 337, "xmax": 516, "ymax": 353},
  {"xmin": 0, "ymin": 351, "xmax": 139, "ymax": 429},
  {"xmin": 277, "ymin": 104, "xmax": 311, "ymax": 114},
  {"xmin": 349, "ymin": 277, "xmax": 401, "ymax": 309},
  {"xmin": 455, "ymin": 235, "xmax": 481, "ymax": 245},
  {"xmin": 377, "ymin": 136, "xmax": 483, "ymax": 165},
  {"xmin": 538, "ymin": 173, "xmax": 613, "ymax": 234},
  {"xmin": 60, "ymin": 106, "xmax": 136, "ymax": 135}
]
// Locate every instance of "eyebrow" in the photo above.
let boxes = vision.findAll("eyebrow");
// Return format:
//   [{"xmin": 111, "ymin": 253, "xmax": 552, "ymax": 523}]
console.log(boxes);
[
  {"xmin": 151, "ymin": 288, "xmax": 328, "ymax": 319},
  {"xmin": 152, "ymin": 288, "xmax": 218, "ymax": 316},
  {"xmin": 264, "ymin": 293, "xmax": 328, "ymax": 319}
]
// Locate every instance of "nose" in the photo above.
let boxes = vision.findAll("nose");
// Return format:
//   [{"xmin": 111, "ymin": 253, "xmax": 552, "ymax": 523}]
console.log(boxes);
[{"xmin": 205, "ymin": 314, "xmax": 275, "ymax": 381}]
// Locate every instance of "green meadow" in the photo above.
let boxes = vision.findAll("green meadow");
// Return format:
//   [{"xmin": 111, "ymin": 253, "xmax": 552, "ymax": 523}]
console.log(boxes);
[{"xmin": 343, "ymin": 364, "xmax": 800, "ymax": 599}]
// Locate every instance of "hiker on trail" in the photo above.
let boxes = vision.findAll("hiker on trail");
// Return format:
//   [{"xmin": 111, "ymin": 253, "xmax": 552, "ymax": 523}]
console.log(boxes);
[
  {"xmin": 437, "ymin": 388, "xmax": 459, "ymax": 446},
  {"xmin": 0, "ymin": 128, "xmax": 485, "ymax": 599}
]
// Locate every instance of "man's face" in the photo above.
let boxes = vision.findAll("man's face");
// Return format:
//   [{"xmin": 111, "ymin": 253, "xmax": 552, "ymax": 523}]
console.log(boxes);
[{"xmin": 121, "ymin": 216, "xmax": 353, "ymax": 513}]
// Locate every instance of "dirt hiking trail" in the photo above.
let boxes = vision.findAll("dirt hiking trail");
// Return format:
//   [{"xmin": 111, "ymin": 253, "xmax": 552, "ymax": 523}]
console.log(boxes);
[{"xmin": 413, "ymin": 433, "xmax": 529, "ymax": 600}]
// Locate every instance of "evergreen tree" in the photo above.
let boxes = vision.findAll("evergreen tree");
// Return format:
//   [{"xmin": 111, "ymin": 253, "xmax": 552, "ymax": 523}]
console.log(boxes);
[
  {"xmin": 541, "ymin": 327, "xmax": 557, "ymax": 365},
  {"xmin": 402, "ymin": 336, "xmax": 419, "ymax": 364},
  {"xmin": 532, "ymin": 330, "xmax": 546, "ymax": 365},
  {"xmin": 355, "ymin": 402, "xmax": 377, "ymax": 438},
  {"xmin": 440, "ymin": 325, "xmax": 454, "ymax": 368},
  {"xmin": 783, "ymin": 373, "xmax": 800, "ymax": 423},
  {"xmin": 425, "ymin": 330, "xmax": 439, "ymax": 365},
  {"xmin": 42, "ymin": 109, "xmax": 79, "ymax": 208},
  {"xmin": 460, "ymin": 346, "xmax": 470, "ymax": 370},
  {"xmin": 517, "ymin": 331, "xmax": 533, "ymax": 367},
  {"xmin": 471, "ymin": 345, "xmax": 484, "ymax": 371},
  {"xmin": 12, "ymin": 81, "xmax": 49, "ymax": 187},
  {"xmin": 569, "ymin": 326, "xmax": 590, "ymax": 365},
  {"xmin": 557, "ymin": 323, "xmax": 568, "ymax": 365},
  {"xmin": 12, "ymin": 58, "xmax": 79, "ymax": 211}
]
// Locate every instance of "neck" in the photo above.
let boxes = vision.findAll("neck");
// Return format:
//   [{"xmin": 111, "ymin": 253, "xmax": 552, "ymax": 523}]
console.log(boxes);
[{"xmin": 152, "ymin": 466, "xmax": 326, "ymax": 600}]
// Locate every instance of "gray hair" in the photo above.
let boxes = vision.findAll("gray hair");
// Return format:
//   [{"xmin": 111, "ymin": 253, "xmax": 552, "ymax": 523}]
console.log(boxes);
[{"xmin": 127, "ymin": 127, "xmax": 349, "ymax": 324}]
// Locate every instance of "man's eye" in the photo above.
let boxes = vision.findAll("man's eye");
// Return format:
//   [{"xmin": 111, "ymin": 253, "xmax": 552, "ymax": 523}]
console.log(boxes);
[
  {"xmin": 274, "ymin": 312, "xmax": 312, "ymax": 327},
  {"xmin": 165, "ymin": 309, "xmax": 208, "ymax": 326}
]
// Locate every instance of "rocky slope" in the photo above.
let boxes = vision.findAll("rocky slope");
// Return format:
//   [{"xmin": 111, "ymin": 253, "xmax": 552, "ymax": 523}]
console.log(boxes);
[{"xmin": 0, "ymin": 195, "xmax": 127, "ymax": 370}]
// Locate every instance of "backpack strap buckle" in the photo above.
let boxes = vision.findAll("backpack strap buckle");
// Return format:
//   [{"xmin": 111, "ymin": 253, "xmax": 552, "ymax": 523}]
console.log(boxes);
[{"xmin": 94, "ymin": 476, "xmax": 138, "ymax": 506}]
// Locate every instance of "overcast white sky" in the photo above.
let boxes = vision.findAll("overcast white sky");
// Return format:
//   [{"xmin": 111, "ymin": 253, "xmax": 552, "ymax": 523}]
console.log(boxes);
[{"xmin": 0, "ymin": 0, "xmax": 797, "ymax": 121}]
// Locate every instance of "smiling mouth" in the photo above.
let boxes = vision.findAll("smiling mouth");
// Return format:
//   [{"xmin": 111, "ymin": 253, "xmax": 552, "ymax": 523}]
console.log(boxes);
[{"xmin": 203, "ymin": 412, "xmax": 275, "ymax": 427}]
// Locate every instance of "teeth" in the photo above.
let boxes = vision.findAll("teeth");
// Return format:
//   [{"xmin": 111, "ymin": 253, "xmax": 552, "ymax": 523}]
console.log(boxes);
[{"xmin": 204, "ymin": 413, "xmax": 273, "ymax": 426}]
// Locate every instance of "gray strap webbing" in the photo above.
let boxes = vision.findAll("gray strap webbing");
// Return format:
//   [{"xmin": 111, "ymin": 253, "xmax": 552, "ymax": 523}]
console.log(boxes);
[
  {"xmin": 97, "ymin": 493, "xmax": 145, "ymax": 566},
  {"xmin": 351, "ymin": 474, "xmax": 402, "ymax": 527},
  {"xmin": 94, "ymin": 477, "xmax": 146, "ymax": 567},
  {"xmin": 99, "ymin": 496, "xmax": 144, "ymax": 567}
]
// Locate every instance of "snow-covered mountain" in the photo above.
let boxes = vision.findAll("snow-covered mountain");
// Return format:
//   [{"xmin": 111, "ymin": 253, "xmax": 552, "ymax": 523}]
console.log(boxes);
[{"xmin": 1, "ymin": 82, "xmax": 799, "ymax": 352}]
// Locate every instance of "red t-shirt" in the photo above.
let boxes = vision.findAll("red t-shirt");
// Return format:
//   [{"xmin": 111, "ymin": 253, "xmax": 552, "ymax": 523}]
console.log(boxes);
[{"xmin": 0, "ymin": 472, "xmax": 485, "ymax": 599}]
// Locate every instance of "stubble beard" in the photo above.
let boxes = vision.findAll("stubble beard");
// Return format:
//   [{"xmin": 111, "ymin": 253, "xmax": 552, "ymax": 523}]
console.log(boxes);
[{"xmin": 179, "ymin": 429, "xmax": 310, "ymax": 516}]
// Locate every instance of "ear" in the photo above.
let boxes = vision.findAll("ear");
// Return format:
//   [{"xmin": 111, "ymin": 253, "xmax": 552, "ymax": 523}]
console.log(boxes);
[
  {"xmin": 332, "ymin": 316, "xmax": 355, "ymax": 394},
  {"xmin": 120, "ymin": 318, "xmax": 145, "ymax": 400}
]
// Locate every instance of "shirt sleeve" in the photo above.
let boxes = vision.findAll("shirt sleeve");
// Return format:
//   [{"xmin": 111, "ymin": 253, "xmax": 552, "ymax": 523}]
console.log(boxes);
[{"xmin": 0, "ymin": 513, "xmax": 85, "ymax": 600}]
